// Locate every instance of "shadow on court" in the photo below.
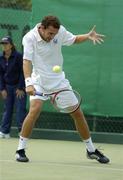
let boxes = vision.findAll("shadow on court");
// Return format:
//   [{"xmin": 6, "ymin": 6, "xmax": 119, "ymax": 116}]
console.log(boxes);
[{"xmin": 0, "ymin": 138, "xmax": 123, "ymax": 180}]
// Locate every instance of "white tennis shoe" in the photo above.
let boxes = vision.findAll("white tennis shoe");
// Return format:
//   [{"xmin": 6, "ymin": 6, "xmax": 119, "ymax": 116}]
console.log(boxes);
[{"xmin": 0, "ymin": 131, "xmax": 10, "ymax": 138}]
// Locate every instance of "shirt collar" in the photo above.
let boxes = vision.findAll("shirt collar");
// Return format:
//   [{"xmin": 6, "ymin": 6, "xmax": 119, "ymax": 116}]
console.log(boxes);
[{"xmin": 33, "ymin": 23, "xmax": 43, "ymax": 42}]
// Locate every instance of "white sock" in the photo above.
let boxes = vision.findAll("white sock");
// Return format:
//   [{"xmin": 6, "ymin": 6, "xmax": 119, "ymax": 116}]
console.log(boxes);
[
  {"xmin": 83, "ymin": 137, "xmax": 95, "ymax": 152},
  {"xmin": 17, "ymin": 136, "xmax": 28, "ymax": 150}
]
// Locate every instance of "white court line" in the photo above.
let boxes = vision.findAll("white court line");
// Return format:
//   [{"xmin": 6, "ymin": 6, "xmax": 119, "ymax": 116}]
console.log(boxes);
[{"xmin": 0, "ymin": 159, "xmax": 122, "ymax": 172}]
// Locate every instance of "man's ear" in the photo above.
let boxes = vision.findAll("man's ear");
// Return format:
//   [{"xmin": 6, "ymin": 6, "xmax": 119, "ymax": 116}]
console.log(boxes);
[
  {"xmin": 40, "ymin": 25, "xmax": 46, "ymax": 30},
  {"xmin": 38, "ymin": 25, "xmax": 45, "ymax": 35}
]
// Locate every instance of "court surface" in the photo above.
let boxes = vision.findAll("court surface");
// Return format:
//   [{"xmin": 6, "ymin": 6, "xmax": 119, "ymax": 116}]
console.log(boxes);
[{"xmin": 0, "ymin": 138, "xmax": 123, "ymax": 180}]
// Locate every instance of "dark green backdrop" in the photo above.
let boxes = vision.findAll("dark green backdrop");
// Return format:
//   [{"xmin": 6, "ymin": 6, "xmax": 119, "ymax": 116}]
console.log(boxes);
[{"xmin": 31, "ymin": 0, "xmax": 123, "ymax": 117}]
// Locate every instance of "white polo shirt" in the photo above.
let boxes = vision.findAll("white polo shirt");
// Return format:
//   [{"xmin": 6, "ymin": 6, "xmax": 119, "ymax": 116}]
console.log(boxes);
[{"xmin": 22, "ymin": 24, "xmax": 76, "ymax": 91}]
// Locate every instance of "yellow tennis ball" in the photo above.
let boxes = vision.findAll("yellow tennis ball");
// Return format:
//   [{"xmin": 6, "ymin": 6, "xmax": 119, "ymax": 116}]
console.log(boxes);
[{"xmin": 52, "ymin": 65, "xmax": 61, "ymax": 73}]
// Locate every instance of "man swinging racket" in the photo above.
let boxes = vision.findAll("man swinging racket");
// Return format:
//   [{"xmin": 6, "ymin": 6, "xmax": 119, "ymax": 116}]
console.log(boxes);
[{"xmin": 15, "ymin": 15, "xmax": 110, "ymax": 163}]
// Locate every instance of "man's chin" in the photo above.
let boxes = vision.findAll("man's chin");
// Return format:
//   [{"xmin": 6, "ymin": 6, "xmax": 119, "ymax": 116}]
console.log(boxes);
[{"xmin": 46, "ymin": 39, "xmax": 51, "ymax": 42}]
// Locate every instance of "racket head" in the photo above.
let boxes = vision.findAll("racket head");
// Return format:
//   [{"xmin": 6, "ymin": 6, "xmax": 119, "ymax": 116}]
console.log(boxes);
[{"xmin": 50, "ymin": 89, "xmax": 82, "ymax": 113}]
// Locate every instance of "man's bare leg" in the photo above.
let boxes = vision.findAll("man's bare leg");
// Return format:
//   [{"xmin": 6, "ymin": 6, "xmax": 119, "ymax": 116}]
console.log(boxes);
[
  {"xmin": 21, "ymin": 99, "xmax": 43, "ymax": 138},
  {"xmin": 70, "ymin": 108, "xmax": 110, "ymax": 163},
  {"xmin": 15, "ymin": 99, "xmax": 43, "ymax": 162},
  {"xmin": 71, "ymin": 108, "xmax": 95, "ymax": 152}
]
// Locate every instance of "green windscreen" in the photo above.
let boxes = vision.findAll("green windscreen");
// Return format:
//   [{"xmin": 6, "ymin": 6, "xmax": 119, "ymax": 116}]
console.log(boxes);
[{"xmin": 31, "ymin": 0, "xmax": 123, "ymax": 117}]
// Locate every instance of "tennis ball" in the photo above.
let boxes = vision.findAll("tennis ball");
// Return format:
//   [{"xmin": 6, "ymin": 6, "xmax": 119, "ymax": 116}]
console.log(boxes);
[{"xmin": 52, "ymin": 65, "xmax": 61, "ymax": 73}]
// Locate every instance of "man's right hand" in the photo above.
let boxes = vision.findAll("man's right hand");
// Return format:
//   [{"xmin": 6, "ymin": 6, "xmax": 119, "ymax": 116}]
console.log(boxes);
[{"xmin": 25, "ymin": 85, "xmax": 36, "ymax": 95}]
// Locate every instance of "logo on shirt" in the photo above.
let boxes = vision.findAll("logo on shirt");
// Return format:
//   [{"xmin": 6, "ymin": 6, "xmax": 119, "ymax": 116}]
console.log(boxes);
[{"xmin": 53, "ymin": 39, "xmax": 58, "ymax": 44}]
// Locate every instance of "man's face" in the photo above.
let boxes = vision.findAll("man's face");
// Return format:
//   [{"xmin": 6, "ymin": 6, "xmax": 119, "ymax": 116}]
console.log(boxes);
[{"xmin": 39, "ymin": 25, "xmax": 59, "ymax": 42}]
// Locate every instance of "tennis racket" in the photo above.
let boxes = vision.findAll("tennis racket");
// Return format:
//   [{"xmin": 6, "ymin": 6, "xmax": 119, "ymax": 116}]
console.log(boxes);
[{"xmin": 35, "ymin": 89, "xmax": 82, "ymax": 114}]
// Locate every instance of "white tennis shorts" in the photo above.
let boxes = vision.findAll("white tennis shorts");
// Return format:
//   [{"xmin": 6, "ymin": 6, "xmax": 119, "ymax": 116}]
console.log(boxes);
[{"xmin": 30, "ymin": 73, "xmax": 78, "ymax": 108}]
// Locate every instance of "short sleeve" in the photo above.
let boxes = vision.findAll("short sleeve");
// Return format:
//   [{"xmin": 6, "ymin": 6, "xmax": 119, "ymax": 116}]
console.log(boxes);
[
  {"xmin": 61, "ymin": 26, "xmax": 76, "ymax": 46},
  {"xmin": 22, "ymin": 35, "xmax": 34, "ymax": 61}
]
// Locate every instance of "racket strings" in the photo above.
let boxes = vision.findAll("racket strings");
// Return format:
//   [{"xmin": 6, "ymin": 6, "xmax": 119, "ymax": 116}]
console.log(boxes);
[{"xmin": 52, "ymin": 90, "xmax": 82, "ymax": 113}]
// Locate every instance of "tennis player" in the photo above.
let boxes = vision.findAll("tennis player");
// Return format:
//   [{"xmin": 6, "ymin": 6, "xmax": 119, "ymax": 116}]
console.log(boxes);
[{"xmin": 15, "ymin": 15, "xmax": 109, "ymax": 163}]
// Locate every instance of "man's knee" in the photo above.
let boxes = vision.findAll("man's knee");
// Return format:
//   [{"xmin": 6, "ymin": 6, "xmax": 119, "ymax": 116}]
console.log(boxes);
[{"xmin": 29, "ymin": 100, "xmax": 42, "ymax": 117}]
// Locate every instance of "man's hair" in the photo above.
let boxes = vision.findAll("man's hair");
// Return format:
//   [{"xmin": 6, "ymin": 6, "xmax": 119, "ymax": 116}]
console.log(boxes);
[{"xmin": 41, "ymin": 15, "xmax": 60, "ymax": 29}]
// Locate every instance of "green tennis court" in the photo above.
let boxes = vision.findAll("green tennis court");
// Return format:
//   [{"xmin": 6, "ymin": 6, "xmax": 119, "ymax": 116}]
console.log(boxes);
[{"xmin": 0, "ymin": 138, "xmax": 123, "ymax": 180}]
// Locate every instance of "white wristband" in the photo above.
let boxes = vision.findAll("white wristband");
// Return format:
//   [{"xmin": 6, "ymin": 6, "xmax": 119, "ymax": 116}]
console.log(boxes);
[{"xmin": 25, "ymin": 77, "xmax": 33, "ymax": 87}]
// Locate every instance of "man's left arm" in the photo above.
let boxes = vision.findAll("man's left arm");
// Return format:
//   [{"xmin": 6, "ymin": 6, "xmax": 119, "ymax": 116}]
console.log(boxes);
[{"xmin": 74, "ymin": 25, "xmax": 105, "ymax": 45}]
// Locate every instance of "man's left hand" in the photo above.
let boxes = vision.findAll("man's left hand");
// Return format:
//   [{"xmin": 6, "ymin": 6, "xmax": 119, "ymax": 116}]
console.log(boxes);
[{"xmin": 88, "ymin": 25, "xmax": 105, "ymax": 45}]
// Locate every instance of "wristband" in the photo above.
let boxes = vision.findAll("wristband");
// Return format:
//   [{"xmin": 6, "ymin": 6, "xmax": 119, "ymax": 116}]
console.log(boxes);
[{"xmin": 25, "ymin": 77, "xmax": 33, "ymax": 87}]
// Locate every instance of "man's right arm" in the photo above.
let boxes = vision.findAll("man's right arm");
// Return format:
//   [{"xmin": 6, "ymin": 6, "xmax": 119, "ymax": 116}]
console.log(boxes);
[
  {"xmin": 22, "ymin": 34, "xmax": 35, "ymax": 95},
  {"xmin": 23, "ymin": 59, "xmax": 35, "ymax": 95},
  {"xmin": 23, "ymin": 59, "xmax": 32, "ymax": 79}
]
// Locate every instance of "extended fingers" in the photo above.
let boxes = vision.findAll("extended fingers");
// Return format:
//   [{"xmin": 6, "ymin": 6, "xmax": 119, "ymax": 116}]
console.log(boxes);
[
  {"xmin": 94, "ymin": 38, "xmax": 104, "ymax": 45},
  {"xmin": 98, "ymin": 37, "xmax": 104, "ymax": 42},
  {"xmin": 91, "ymin": 25, "xmax": 96, "ymax": 32},
  {"xmin": 97, "ymin": 33, "xmax": 105, "ymax": 37},
  {"xmin": 95, "ymin": 39, "xmax": 102, "ymax": 44}
]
